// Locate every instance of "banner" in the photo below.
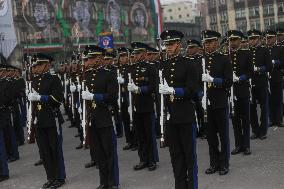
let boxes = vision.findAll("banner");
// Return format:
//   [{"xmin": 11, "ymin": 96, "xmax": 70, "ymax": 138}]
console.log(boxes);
[
  {"xmin": 99, "ymin": 32, "xmax": 114, "ymax": 50},
  {"xmin": 0, "ymin": 0, "xmax": 17, "ymax": 58}
]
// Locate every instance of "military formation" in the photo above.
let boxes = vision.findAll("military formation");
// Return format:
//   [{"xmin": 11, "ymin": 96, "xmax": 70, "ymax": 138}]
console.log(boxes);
[{"xmin": 0, "ymin": 28, "xmax": 283, "ymax": 189}]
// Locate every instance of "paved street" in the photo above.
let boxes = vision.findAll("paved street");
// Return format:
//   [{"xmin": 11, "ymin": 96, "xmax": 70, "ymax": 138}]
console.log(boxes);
[{"xmin": 1, "ymin": 116, "xmax": 284, "ymax": 189}]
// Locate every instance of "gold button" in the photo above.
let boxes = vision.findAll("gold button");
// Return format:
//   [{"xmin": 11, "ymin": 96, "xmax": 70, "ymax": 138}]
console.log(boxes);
[
  {"xmin": 171, "ymin": 69, "xmax": 174, "ymax": 71},
  {"xmin": 171, "ymin": 81, "xmax": 173, "ymax": 84},
  {"xmin": 91, "ymin": 84, "xmax": 94, "ymax": 86},
  {"xmin": 171, "ymin": 75, "xmax": 173, "ymax": 77}
]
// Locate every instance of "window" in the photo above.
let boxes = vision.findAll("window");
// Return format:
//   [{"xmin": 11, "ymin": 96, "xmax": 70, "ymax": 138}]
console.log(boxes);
[
  {"xmin": 279, "ymin": 16, "xmax": 284, "ymax": 22},
  {"xmin": 235, "ymin": 8, "xmax": 246, "ymax": 19},
  {"xmin": 220, "ymin": 11, "xmax": 228, "ymax": 22},
  {"xmin": 210, "ymin": 14, "xmax": 217, "ymax": 24},
  {"xmin": 170, "ymin": 16, "xmax": 173, "ymax": 20},
  {"xmin": 250, "ymin": 19, "xmax": 260, "ymax": 30},
  {"xmin": 168, "ymin": 9, "xmax": 172, "ymax": 12},
  {"xmin": 211, "ymin": 24, "xmax": 218, "ymax": 31},
  {"xmin": 164, "ymin": 17, "xmax": 167, "ymax": 21},
  {"xmin": 249, "ymin": 6, "xmax": 259, "ymax": 17},
  {"xmin": 263, "ymin": 4, "xmax": 274, "ymax": 15},
  {"xmin": 236, "ymin": 20, "xmax": 247, "ymax": 32},
  {"xmin": 221, "ymin": 24, "xmax": 228, "ymax": 35},
  {"xmin": 209, "ymin": 0, "xmax": 217, "ymax": 8},
  {"xmin": 264, "ymin": 18, "xmax": 275, "ymax": 30},
  {"xmin": 178, "ymin": 8, "xmax": 181, "ymax": 11},
  {"xmin": 179, "ymin": 15, "xmax": 182, "ymax": 18},
  {"xmin": 187, "ymin": 14, "xmax": 190, "ymax": 17},
  {"xmin": 279, "ymin": 3, "xmax": 284, "ymax": 14},
  {"xmin": 219, "ymin": 0, "xmax": 226, "ymax": 5}
]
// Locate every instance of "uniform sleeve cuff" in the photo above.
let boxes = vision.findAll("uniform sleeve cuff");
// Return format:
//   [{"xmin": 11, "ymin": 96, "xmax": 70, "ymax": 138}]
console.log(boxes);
[
  {"xmin": 40, "ymin": 95, "xmax": 49, "ymax": 103},
  {"xmin": 213, "ymin": 78, "xmax": 223, "ymax": 85},
  {"xmin": 174, "ymin": 88, "xmax": 185, "ymax": 97},
  {"xmin": 197, "ymin": 90, "xmax": 204, "ymax": 98},
  {"xmin": 93, "ymin": 94, "xmax": 104, "ymax": 103},
  {"xmin": 239, "ymin": 74, "xmax": 247, "ymax": 81},
  {"xmin": 140, "ymin": 86, "xmax": 149, "ymax": 94},
  {"xmin": 260, "ymin": 66, "xmax": 266, "ymax": 72}
]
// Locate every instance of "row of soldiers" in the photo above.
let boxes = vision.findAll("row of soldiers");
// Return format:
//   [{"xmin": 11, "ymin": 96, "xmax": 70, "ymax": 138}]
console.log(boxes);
[{"xmin": 0, "ymin": 27, "xmax": 283, "ymax": 189}]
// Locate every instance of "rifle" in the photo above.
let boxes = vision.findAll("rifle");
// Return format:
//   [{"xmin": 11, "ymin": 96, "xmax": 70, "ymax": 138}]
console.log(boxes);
[
  {"xmin": 157, "ymin": 37, "xmax": 166, "ymax": 148},
  {"xmin": 158, "ymin": 70, "xmax": 165, "ymax": 148},
  {"xmin": 228, "ymin": 39, "xmax": 235, "ymax": 117},
  {"xmin": 26, "ymin": 55, "xmax": 35, "ymax": 143},
  {"xmin": 202, "ymin": 58, "xmax": 208, "ymax": 123},
  {"xmin": 128, "ymin": 73, "xmax": 133, "ymax": 131},
  {"xmin": 117, "ymin": 69, "xmax": 122, "ymax": 113},
  {"xmin": 81, "ymin": 53, "xmax": 87, "ymax": 146}
]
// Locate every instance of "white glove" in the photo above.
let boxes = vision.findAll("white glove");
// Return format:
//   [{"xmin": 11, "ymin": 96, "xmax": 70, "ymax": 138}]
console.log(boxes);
[
  {"xmin": 233, "ymin": 73, "xmax": 239, "ymax": 83},
  {"xmin": 77, "ymin": 85, "xmax": 81, "ymax": 91},
  {"xmin": 127, "ymin": 82, "xmax": 139, "ymax": 92},
  {"xmin": 28, "ymin": 92, "xmax": 41, "ymax": 102},
  {"xmin": 70, "ymin": 85, "xmax": 76, "ymax": 93},
  {"xmin": 159, "ymin": 84, "xmax": 175, "ymax": 95},
  {"xmin": 25, "ymin": 89, "xmax": 29, "ymax": 95},
  {"xmin": 117, "ymin": 76, "xmax": 125, "ymax": 84},
  {"xmin": 78, "ymin": 106, "xmax": 82, "ymax": 114},
  {"xmin": 202, "ymin": 73, "xmax": 214, "ymax": 83},
  {"xmin": 65, "ymin": 80, "xmax": 69, "ymax": 86},
  {"xmin": 201, "ymin": 97, "xmax": 206, "ymax": 109},
  {"xmin": 82, "ymin": 90, "xmax": 94, "ymax": 100}
]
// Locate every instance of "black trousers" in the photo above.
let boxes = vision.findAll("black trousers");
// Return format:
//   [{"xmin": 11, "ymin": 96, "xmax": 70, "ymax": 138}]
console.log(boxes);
[
  {"xmin": 269, "ymin": 82, "xmax": 283, "ymax": 125},
  {"xmin": 134, "ymin": 112, "xmax": 159, "ymax": 164},
  {"xmin": 12, "ymin": 108, "xmax": 25, "ymax": 144},
  {"xmin": 207, "ymin": 107, "xmax": 230, "ymax": 169},
  {"xmin": 121, "ymin": 102, "xmax": 135, "ymax": 145},
  {"xmin": 0, "ymin": 128, "xmax": 9, "ymax": 176},
  {"xmin": 87, "ymin": 126, "xmax": 97, "ymax": 162},
  {"xmin": 194, "ymin": 101, "xmax": 205, "ymax": 136},
  {"xmin": 93, "ymin": 127, "xmax": 119, "ymax": 187},
  {"xmin": 3, "ymin": 118, "xmax": 19, "ymax": 160},
  {"xmin": 232, "ymin": 97, "xmax": 250, "ymax": 149},
  {"xmin": 250, "ymin": 86, "xmax": 269, "ymax": 137},
  {"xmin": 74, "ymin": 110, "xmax": 83, "ymax": 142},
  {"xmin": 167, "ymin": 123, "xmax": 198, "ymax": 189},
  {"xmin": 36, "ymin": 126, "xmax": 66, "ymax": 181}
]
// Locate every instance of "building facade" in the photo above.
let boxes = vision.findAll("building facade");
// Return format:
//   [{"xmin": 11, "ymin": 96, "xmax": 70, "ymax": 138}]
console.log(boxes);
[
  {"xmin": 162, "ymin": 1, "xmax": 200, "ymax": 23},
  {"xmin": 204, "ymin": 0, "xmax": 284, "ymax": 35},
  {"xmin": 163, "ymin": 17, "xmax": 201, "ymax": 42}
]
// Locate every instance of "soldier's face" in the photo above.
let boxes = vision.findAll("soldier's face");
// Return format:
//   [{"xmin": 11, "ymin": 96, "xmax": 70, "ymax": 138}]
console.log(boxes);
[
  {"xmin": 32, "ymin": 63, "xmax": 50, "ymax": 75},
  {"xmin": 133, "ymin": 51, "xmax": 145, "ymax": 62},
  {"xmin": 187, "ymin": 46, "xmax": 199, "ymax": 56},
  {"xmin": 277, "ymin": 34, "xmax": 284, "ymax": 42},
  {"xmin": 229, "ymin": 38, "xmax": 241, "ymax": 50},
  {"xmin": 266, "ymin": 36, "xmax": 276, "ymax": 46},
  {"xmin": 85, "ymin": 56, "xmax": 101, "ymax": 69},
  {"xmin": 151, "ymin": 53, "xmax": 160, "ymax": 61},
  {"xmin": 104, "ymin": 58, "xmax": 113, "ymax": 66},
  {"xmin": 165, "ymin": 42, "xmax": 181, "ymax": 57},
  {"xmin": 119, "ymin": 54, "xmax": 128, "ymax": 65},
  {"xmin": 203, "ymin": 39, "xmax": 219, "ymax": 53},
  {"xmin": 248, "ymin": 37, "xmax": 260, "ymax": 47}
]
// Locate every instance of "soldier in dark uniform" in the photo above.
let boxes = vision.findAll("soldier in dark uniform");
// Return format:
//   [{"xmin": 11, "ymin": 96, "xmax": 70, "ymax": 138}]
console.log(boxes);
[
  {"xmin": 265, "ymin": 30, "xmax": 284, "ymax": 127},
  {"xmin": 69, "ymin": 59, "xmax": 84, "ymax": 149},
  {"xmin": 82, "ymin": 45, "xmax": 119, "ymax": 189},
  {"xmin": 201, "ymin": 30, "xmax": 233, "ymax": 175},
  {"xmin": 103, "ymin": 51, "xmax": 123, "ymax": 138},
  {"xmin": 226, "ymin": 30, "xmax": 254, "ymax": 156},
  {"xmin": 276, "ymin": 28, "xmax": 284, "ymax": 117},
  {"xmin": 0, "ymin": 64, "xmax": 11, "ymax": 182},
  {"xmin": 27, "ymin": 54, "xmax": 66, "ymax": 188},
  {"xmin": 117, "ymin": 47, "xmax": 136, "ymax": 150},
  {"xmin": 159, "ymin": 30, "xmax": 199, "ymax": 189},
  {"xmin": 248, "ymin": 29, "xmax": 272, "ymax": 140},
  {"xmin": 186, "ymin": 39, "xmax": 206, "ymax": 139},
  {"xmin": 145, "ymin": 47, "xmax": 162, "ymax": 139},
  {"xmin": 127, "ymin": 42, "xmax": 159, "ymax": 171},
  {"xmin": 3, "ymin": 66, "xmax": 20, "ymax": 163}
]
